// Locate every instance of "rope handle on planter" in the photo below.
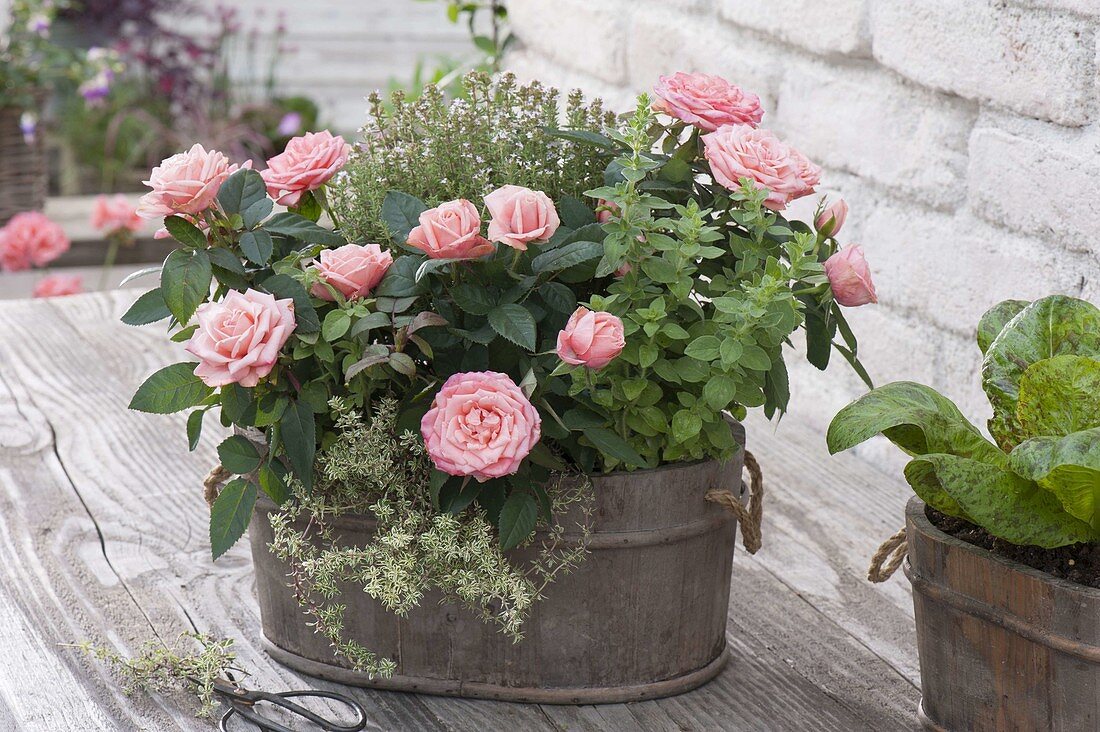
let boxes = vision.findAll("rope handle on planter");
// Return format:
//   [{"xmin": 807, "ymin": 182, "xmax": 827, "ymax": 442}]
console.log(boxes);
[
  {"xmin": 203, "ymin": 464, "xmax": 232, "ymax": 507},
  {"xmin": 867, "ymin": 527, "xmax": 907, "ymax": 582},
  {"xmin": 705, "ymin": 449, "xmax": 764, "ymax": 554}
]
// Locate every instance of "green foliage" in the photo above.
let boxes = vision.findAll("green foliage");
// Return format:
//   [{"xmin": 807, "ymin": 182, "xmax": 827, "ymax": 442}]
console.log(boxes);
[
  {"xmin": 267, "ymin": 399, "xmax": 592, "ymax": 674},
  {"xmin": 209, "ymin": 477, "xmax": 257, "ymax": 560},
  {"xmin": 332, "ymin": 72, "xmax": 615, "ymax": 244},
  {"xmin": 129, "ymin": 363, "xmax": 212, "ymax": 414},
  {"xmin": 829, "ymin": 296, "xmax": 1100, "ymax": 548}
]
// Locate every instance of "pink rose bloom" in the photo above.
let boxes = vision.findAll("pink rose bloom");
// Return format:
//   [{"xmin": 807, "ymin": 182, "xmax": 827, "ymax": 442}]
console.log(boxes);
[
  {"xmin": 407, "ymin": 199, "xmax": 494, "ymax": 260},
  {"xmin": 815, "ymin": 198, "xmax": 849, "ymax": 238},
  {"xmin": 91, "ymin": 194, "xmax": 143, "ymax": 234},
  {"xmin": 420, "ymin": 371, "xmax": 542, "ymax": 482},
  {"xmin": 702, "ymin": 124, "xmax": 820, "ymax": 210},
  {"xmin": 484, "ymin": 184, "xmax": 560, "ymax": 251},
  {"xmin": 309, "ymin": 243, "xmax": 393, "ymax": 301},
  {"xmin": 137, "ymin": 144, "xmax": 246, "ymax": 220},
  {"xmin": 261, "ymin": 130, "xmax": 351, "ymax": 206},
  {"xmin": 556, "ymin": 307, "xmax": 626, "ymax": 370},
  {"xmin": 824, "ymin": 245, "xmax": 878, "ymax": 307},
  {"xmin": 653, "ymin": 72, "xmax": 764, "ymax": 131},
  {"xmin": 32, "ymin": 274, "xmax": 83, "ymax": 298},
  {"xmin": 0, "ymin": 211, "xmax": 70, "ymax": 271},
  {"xmin": 185, "ymin": 289, "xmax": 296, "ymax": 387}
]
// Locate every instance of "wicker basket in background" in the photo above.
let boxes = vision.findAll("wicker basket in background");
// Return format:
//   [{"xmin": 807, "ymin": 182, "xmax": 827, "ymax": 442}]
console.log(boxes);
[{"xmin": 0, "ymin": 104, "xmax": 48, "ymax": 226}]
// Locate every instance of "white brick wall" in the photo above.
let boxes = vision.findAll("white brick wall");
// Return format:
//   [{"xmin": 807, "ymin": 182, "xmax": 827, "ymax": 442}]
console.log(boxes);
[{"xmin": 505, "ymin": 0, "xmax": 1100, "ymax": 473}]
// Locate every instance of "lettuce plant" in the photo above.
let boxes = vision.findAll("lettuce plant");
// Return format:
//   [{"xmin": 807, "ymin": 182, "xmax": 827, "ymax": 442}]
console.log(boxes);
[{"xmin": 828, "ymin": 295, "xmax": 1100, "ymax": 547}]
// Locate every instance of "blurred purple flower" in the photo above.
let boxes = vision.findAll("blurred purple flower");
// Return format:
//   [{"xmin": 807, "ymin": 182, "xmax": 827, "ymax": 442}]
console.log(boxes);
[
  {"xmin": 20, "ymin": 113, "xmax": 37, "ymax": 145},
  {"xmin": 277, "ymin": 112, "xmax": 302, "ymax": 137},
  {"xmin": 27, "ymin": 14, "xmax": 51, "ymax": 36}
]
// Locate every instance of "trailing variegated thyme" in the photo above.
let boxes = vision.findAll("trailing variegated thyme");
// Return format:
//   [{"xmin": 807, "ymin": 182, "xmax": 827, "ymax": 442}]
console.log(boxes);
[{"xmin": 267, "ymin": 397, "xmax": 593, "ymax": 675}]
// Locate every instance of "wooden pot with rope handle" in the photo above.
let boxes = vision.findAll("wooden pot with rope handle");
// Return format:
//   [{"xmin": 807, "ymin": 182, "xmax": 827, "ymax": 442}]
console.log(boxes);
[{"xmin": 208, "ymin": 416, "xmax": 764, "ymax": 704}]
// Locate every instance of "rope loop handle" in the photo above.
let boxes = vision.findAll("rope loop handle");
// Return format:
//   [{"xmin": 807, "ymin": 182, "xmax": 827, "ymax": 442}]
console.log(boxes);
[
  {"xmin": 867, "ymin": 527, "xmax": 907, "ymax": 582},
  {"xmin": 705, "ymin": 449, "xmax": 765, "ymax": 554},
  {"xmin": 203, "ymin": 464, "xmax": 232, "ymax": 507}
]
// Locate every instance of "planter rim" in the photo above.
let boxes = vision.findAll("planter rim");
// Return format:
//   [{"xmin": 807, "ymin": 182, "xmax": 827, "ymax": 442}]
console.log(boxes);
[{"xmin": 905, "ymin": 496, "xmax": 1100, "ymax": 599}]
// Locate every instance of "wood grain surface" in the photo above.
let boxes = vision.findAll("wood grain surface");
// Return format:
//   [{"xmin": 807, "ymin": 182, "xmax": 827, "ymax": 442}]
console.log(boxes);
[{"xmin": 0, "ymin": 290, "xmax": 921, "ymax": 731}]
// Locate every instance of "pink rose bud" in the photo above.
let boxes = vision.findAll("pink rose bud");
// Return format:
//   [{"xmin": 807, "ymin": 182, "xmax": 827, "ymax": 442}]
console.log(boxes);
[
  {"xmin": 91, "ymin": 194, "xmax": 143, "ymax": 235},
  {"xmin": 185, "ymin": 289, "xmax": 296, "ymax": 387},
  {"xmin": 261, "ymin": 130, "xmax": 351, "ymax": 207},
  {"xmin": 309, "ymin": 243, "xmax": 393, "ymax": 301},
  {"xmin": 137, "ymin": 144, "xmax": 248, "ymax": 219},
  {"xmin": 815, "ymin": 199, "xmax": 848, "ymax": 238},
  {"xmin": 32, "ymin": 274, "xmax": 83, "ymax": 298},
  {"xmin": 556, "ymin": 306, "xmax": 626, "ymax": 370},
  {"xmin": 0, "ymin": 211, "xmax": 70, "ymax": 272},
  {"xmin": 407, "ymin": 199, "xmax": 494, "ymax": 260},
  {"xmin": 652, "ymin": 72, "xmax": 764, "ymax": 131},
  {"xmin": 420, "ymin": 371, "xmax": 542, "ymax": 482},
  {"xmin": 596, "ymin": 199, "xmax": 620, "ymax": 224},
  {"xmin": 702, "ymin": 124, "xmax": 820, "ymax": 211},
  {"xmin": 825, "ymin": 245, "xmax": 878, "ymax": 307},
  {"xmin": 483, "ymin": 184, "xmax": 560, "ymax": 251}
]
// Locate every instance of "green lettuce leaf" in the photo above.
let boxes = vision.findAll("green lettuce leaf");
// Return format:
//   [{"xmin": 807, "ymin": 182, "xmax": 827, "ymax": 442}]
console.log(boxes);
[
  {"xmin": 981, "ymin": 296, "xmax": 1100, "ymax": 449},
  {"xmin": 1009, "ymin": 428, "xmax": 1100, "ymax": 530},
  {"xmin": 1016, "ymin": 355, "xmax": 1100, "ymax": 439},
  {"xmin": 976, "ymin": 299, "xmax": 1028, "ymax": 355},
  {"xmin": 826, "ymin": 381, "xmax": 1004, "ymax": 466},
  {"xmin": 907, "ymin": 454, "xmax": 1095, "ymax": 548}
]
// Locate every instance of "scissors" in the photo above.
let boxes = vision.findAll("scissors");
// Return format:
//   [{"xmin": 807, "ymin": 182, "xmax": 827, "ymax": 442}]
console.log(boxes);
[{"xmin": 209, "ymin": 676, "xmax": 368, "ymax": 732}]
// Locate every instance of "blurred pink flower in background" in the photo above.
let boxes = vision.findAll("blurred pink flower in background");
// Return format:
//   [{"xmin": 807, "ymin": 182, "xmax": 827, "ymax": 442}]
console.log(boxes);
[
  {"xmin": 825, "ymin": 245, "xmax": 878, "ymax": 307},
  {"xmin": 420, "ymin": 371, "xmax": 542, "ymax": 482},
  {"xmin": 703, "ymin": 124, "xmax": 820, "ymax": 210},
  {"xmin": 484, "ymin": 184, "xmax": 560, "ymax": 251},
  {"xmin": 91, "ymin": 195, "xmax": 143, "ymax": 235},
  {"xmin": 653, "ymin": 72, "xmax": 764, "ymax": 131},
  {"xmin": 33, "ymin": 274, "xmax": 84, "ymax": 298},
  {"xmin": 137, "ymin": 144, "xmax": 246, "ymax": 219},
  {"xmin": 261, "ymin": 130, "xmax": 350, "ymax": 206},
  {"xmin": 0, "ymin": 212, "xmax": 70, "ymax": 272}
]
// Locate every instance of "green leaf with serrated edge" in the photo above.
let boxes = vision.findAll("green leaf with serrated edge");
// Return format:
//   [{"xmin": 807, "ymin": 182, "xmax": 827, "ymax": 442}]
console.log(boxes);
[
  {"xmin": 121, "ymin": 288, "xmax": 172, "ymax": 326},
  {"xmin": 263, "ymin": 212, "xmax": 344, "ymax": 245},
  {"xmin": 429, "ymin": 469, "xmax": 450, "ymax": 510},
  {"xmin": 1009, "ymin": 428, "xmax": 1100, "ymax": 528},
  {"xmin": 827, "ymin": 381, "xmax": 1005, "ymax": 466},
  {"xmin": 415, "ymin": 257, "xmax": 459, "ymax": 282},
  {"xmin": 584, "ymin": 427, "xmax": 647, "ymax": 467},
  {"xmin": 217, "ymin": 435, "xmax": 262, "ymax": 474},
  {"xmin": 544, "ymin": 127, "xmax": 618, "ymax": 150},
  {"xmin": 258, "ymin": 462, "xmax": 291, "ymax": 504},
  {"xmin": 442, "ymin": 479, "xmax": 481, "ymax": 515},
  {"xmin": 450, "ymin": 283, "xmax": 496, "ymax": 315},
  {"xmin": 530, "ymin": 240, "xmax": 602, "ymax": 273},
  {"xmin": 349, "ymin": 311, "xmax": 391, "ymax": 338},
  {"xmin": 129, "ymin": 362, "xmax": 213, "ymax": 414},
  {"xmin": 907, "ymin": 454, "xmax": 1094, "ymax": 548},
  {"xmin": 219, "ymin": 383, "xmax": 255, "ymax": 425},
  {"xmin": 375, "ymin": 256, "xmax": 424, "ymax": 298},
  {"xmin": 290, "ymin": 190, "xmax": 322, "ymax": 222},
  {"xmin": 186, "ymin": 409, "xmax": 204, "ymax": 451},
  {"xmin": 160, "ymin": 248, "xmax": 211, "ymax": 324},
  {"xmin": 381, "ymin": 190, "xmax": 428, "ymax": 244},
  {"xmin": 206, "ymin": 246, "xmax": 246, "ymax": 275},
  {"xmin": 217, "ymin": 168, "xmax": 268, "ymax": 218},
  {"xmin": 239, "ymin": 229, "xmax": 274, "ymax": 265},
  {"xmin": 559, "ymin": 196, "xmax": 595, "ymax": 229},
  {"xmin": 488, "ymin": 304, "xmax": 537, "ymax": 351},
  {"xmin": 209, "ymin": 478, "xmax": 258, "ymax": 560},
  {"xmin": 1016, "ymin": 355, "xmax": 1100, "ymax": 440},
  {"xmin": 498, "ymin": 492, "xmax": 539, "ymax": 550},
  {"xmin": 242, "ymin": 197, "xmax": 273, "ymax": 229},
  {"xmin": 528, "ymin": 442, "xmax": 568, "ymax": 471},
  {"xmin": 258, "ymin": 273, "xmax": 319, "ymax": 333},
  {"xmin": 976, "ymin": 299, "xmax": 1028, "ymax": 355},
  {"xmin": 982, "ymin": 296, "xmax": 1100, "ymax": 449},
  {"xmin": 322, "ymin": 309, "xmax": 351, "ymax": 341},
  {"xmin": 537, "ymin": 282, "xmax": 576, "ymax": 314},
  {"xmin": 279, "ymin": 400, "xmax": 316, "ymax": 492},
  {"xmin": 162, "ymin": 216, "xmax": 207, "ymax": 248}
]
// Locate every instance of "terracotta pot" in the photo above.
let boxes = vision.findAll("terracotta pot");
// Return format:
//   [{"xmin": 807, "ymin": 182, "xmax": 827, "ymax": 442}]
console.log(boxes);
[
  {"xmin": 248, "ymin": 421, "xmax": 746, "ymax": 704},
  {"xmin": 906, "ymin": 497, "xmax": 1100, "ymax": 731}
]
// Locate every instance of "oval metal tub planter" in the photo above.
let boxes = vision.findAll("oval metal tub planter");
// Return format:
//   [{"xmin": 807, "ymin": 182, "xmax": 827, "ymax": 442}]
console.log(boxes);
[{"xmin": 905, "ymin": 497, "xmax": 1100, "ymax": 732}]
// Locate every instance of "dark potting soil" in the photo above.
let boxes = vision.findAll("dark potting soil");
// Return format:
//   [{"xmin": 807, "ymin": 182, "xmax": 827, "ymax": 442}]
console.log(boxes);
[{"xmin": 928, "ymin": 507, "xmax": 1100, "ymax": 590}]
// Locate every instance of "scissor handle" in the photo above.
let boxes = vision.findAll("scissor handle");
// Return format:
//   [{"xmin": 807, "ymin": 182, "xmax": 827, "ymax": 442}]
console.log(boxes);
[{"xmin": 218, "ymin": 688, "xmax": 367, "ymax": 732}]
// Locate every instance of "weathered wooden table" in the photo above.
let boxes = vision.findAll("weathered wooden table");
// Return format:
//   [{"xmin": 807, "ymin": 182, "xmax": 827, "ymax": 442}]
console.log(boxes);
[{"xmin": 0, "ymin": 291, "xmax": 921, "ymax": 731}]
